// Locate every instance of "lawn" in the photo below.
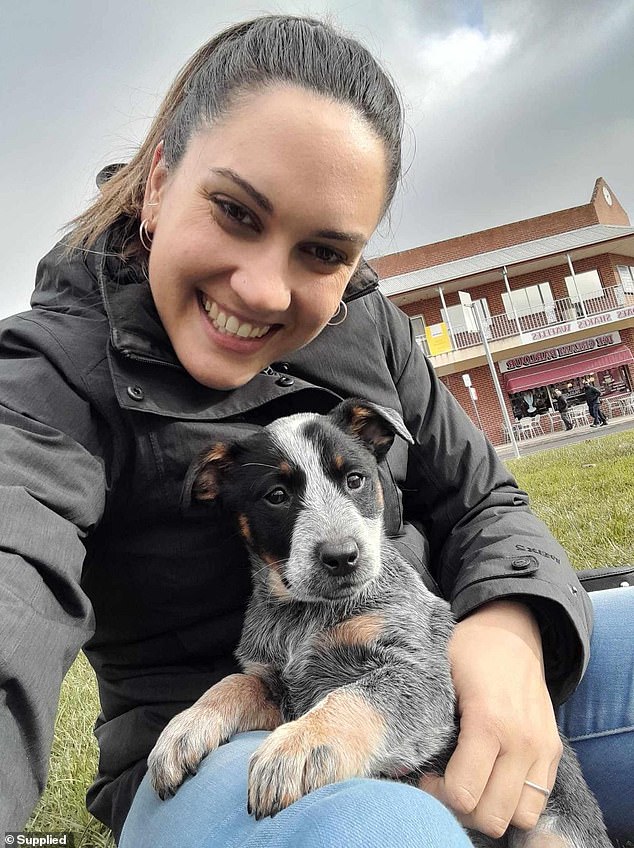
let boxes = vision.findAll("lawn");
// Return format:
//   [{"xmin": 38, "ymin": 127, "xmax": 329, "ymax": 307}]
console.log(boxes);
[
  {"xmin": 25, "ymin": 430, "xmax": 634, "ymax": 845},
  {"xmin": 506, "ymin": 429, "xmax": 634, "ymax": 570}
]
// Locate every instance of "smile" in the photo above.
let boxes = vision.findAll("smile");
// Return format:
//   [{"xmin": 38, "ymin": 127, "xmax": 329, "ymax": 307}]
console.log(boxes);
[{"xmin": 200, "ymin": 295, "xmax": 271, "ymax": 339}]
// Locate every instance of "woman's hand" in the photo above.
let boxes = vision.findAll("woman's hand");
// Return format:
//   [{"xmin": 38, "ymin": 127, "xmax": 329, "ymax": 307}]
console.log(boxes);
[{"xmin": 419, "ymin": 600, "xmax": 563, "ymax": 839}]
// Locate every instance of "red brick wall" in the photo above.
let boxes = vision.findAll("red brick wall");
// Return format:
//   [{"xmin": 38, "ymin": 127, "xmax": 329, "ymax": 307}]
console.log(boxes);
[
  {"xmin": 371, "ymin": 178, "xmax": 630, "ymax": 280},
  {"xmin": 590, "ymin": 178, "xmax": 631, "ymax": 226},
  {"xmin": 371, "ymin": 203, "xmax": 598, "ymax": 278},
  {"xmin": 441, "ymin": 365, "xmax": 514, "ymax": 446},
  {"xmin": 397, "ymin": 253, "xmax": 621, "ymax": 325}
]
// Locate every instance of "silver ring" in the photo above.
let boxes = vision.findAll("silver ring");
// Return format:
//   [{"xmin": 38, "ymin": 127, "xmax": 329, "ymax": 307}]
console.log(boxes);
[{"xmin": 524, "ymin": 779, "xmax": 550, "ymax": 798}]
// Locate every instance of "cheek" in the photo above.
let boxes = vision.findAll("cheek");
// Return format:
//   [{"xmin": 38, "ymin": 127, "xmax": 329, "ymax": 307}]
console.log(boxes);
[{"xmin": 294, "ymin": 279, "xmax": 348, "ymax": 332}]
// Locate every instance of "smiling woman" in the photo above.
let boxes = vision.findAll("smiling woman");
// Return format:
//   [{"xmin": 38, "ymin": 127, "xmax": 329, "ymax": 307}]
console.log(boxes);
[
  {"xmin": 0, "ymin": 12, "xmax": 631, "ymax": 848},
  {"xmin": 142, "ymin": 86, "xmax": 387, "ymax": 389}
]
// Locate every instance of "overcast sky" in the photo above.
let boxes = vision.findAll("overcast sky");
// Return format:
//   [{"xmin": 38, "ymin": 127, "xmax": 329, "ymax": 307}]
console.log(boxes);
[{"xmin": 1, "ymin": 0, "xmax": 633, "ymax": 318}]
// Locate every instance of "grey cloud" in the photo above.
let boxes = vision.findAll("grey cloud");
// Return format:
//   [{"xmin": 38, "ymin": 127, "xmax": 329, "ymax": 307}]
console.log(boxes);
[{"xmin": 1, "ymin": 0, "xmax": 633, "ymax": 316}]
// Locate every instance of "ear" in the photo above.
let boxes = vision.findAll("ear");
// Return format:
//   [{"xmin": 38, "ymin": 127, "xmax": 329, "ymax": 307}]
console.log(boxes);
[
  {"xmin": 329, "ymin": 398, "xmax": 414, "ymax": 461},
  {"xmin": 192, "ymin": 441, "xmax": 235, "ymax": 501},
  {"xmin": 141, "ymin": 141, "xmax": 167, "ymax": 221}
]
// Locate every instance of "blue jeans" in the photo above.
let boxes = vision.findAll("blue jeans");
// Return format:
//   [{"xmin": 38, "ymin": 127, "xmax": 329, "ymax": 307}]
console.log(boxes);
[
  {"xmin": 589, "ymin": 400, "xmax": 607, "ymax": 425},
  {"xmin": 119, "ymin": 588, "xmax": 634, "ymax": 846}
]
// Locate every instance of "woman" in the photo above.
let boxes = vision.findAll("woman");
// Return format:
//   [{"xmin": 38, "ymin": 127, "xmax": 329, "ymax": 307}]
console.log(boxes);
[{"xmin": 0, "ymin": 15, "xmax": 631, "ymax": 847}]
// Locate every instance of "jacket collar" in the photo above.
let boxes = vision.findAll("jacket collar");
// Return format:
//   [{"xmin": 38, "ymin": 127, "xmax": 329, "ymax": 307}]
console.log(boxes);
[{"xmin": 94, "ymin": 220, "xmax": 181, "ymax": 368}]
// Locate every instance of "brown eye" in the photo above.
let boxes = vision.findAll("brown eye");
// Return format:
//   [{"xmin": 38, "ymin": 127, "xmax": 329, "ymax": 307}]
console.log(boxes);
[
  {"xmin": 346, "ymin": 473, "xmax": 364, "ymax": 490},
  {"xmin": 265, "ymin": 487, "xmax": 289, "ymax": 505}
]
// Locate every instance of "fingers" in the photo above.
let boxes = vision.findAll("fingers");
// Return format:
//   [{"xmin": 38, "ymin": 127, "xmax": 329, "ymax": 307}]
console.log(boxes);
[
  {"xmin": 513, "ymin": 751, "xmax": 562, "ymax": 830},
  {"xmin": 420, "ymin": 720, "xmax": 562, "ymax": 839},
  {"xmin": 422, "ymin": 717, "xmax": 501, "ymax": 816}
]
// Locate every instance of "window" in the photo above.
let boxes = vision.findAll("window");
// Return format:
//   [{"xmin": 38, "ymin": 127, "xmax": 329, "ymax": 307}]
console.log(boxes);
[
  {"xmin": 617, "ymin": 265, "xmax": 634, "ymax": 295},
  {"xmin": 564, "ymin": 270, "xmax": 603, "ymax": 301},
  {"xmin": 440, "ymin": 298, "xmax": 491, "ymax": 337},
  {"xmin": 409, "ymin": 315, "xmax": 430, "ymax": 355},
  {"xmin": 441, "ymin": 303, "xmax": 473, "ymax": 333},
  {"xmin": 409, "ymin": 315, "xmax": 425, "ymax": 339},
  {"xmin": 502, "ymin": 283, "xmax": 554, "ymax": 318}
]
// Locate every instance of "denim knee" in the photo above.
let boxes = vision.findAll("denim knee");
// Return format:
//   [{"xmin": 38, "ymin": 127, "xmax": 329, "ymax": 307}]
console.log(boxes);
[{"xmin": 120, "ymin": 731, "xmax": 472, "ymax": 848}]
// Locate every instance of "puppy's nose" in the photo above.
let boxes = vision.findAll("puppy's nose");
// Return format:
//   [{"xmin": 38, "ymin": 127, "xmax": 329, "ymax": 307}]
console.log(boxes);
[{"xmin": 318, "ymin": 539, "xmax": 359, "ymax": 576}]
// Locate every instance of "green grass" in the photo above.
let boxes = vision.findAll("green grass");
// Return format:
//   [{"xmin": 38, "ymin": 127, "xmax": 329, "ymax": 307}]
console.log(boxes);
[
  {"xmin": 27, "ymin": 430, "xmax": 634, "ymax": 844},
  {"xmin": 25, "ymin": 652, "xmax": 114, "ymax": 847},
  {"xmin": 506, "ymin": 430, "xmax": 634, "ymax": 570}
]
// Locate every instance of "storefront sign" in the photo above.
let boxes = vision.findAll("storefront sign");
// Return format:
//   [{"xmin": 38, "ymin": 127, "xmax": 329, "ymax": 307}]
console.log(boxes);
[
  {"xmin": 519, "ymin": 305, "xmax": 634, "ymax": 344},
  {"xmin": 500, "ymin": 332, "xmax": 621, "ymax": 372}
]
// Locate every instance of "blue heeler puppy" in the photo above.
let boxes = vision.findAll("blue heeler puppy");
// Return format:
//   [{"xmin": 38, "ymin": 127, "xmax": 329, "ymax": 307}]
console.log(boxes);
[{"xmin": 148, "ymin": 398, "xmax": 611, "ymax": 848}]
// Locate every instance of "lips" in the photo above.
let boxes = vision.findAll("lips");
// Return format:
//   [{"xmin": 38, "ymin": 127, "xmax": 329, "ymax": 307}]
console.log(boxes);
[{"xmin": 200, "ymin": 294, "xmax": 271, "ymax": 339}]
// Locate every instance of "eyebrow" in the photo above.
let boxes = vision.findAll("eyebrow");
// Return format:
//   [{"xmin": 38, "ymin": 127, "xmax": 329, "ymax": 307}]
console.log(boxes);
[{"xmin": 210, "ymin": 167, "xmax": 367, "ymax": 247}]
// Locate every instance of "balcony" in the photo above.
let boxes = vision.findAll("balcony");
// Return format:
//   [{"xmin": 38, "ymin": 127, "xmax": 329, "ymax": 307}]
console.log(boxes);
[{"xmin": 443, "ymin": 284, "xmax": 634, "ymax": 353}]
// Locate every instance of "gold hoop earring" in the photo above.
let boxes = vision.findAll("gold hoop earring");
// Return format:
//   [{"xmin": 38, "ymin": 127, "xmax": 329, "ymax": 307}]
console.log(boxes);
[
  {"xmin": 139, "ymin": 219, "xmax": 153, "ymax": 251},
  {"xmin": 327, "ymin": 301, "xmax": 348, "ymax": 326}
]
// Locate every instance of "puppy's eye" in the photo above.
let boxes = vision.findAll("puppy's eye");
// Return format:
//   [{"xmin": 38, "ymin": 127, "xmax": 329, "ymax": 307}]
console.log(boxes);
[
  {"xmin": 346, "ymin": 473, "xmax": 365, "ymax": 490},
  {"xmin": 264, "ymin": 487, "xmax": 289, "ymax": 505}
]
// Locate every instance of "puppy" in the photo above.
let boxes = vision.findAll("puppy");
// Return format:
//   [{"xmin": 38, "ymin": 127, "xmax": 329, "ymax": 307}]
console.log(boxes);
[{"xmin": 148, "ymin": 399, "xmax": 610, "ymax": 848}]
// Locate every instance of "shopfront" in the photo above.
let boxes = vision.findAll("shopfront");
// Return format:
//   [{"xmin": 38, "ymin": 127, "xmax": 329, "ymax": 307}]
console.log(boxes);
[{"xmin": 501, "ymin": 332, "xmax": 634, "ymax": 419}]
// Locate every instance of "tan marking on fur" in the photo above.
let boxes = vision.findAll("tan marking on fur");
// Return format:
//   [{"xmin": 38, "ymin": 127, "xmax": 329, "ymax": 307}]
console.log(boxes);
[
  {"xmin": 260, "ymin": 552, "xmax": 292, "ymax": 602},
  {"xmin": 349, "ymin": 406, "xmax": 372, "ymax": 436},
  {"xmin": 325, "ymin": 613, "xmax": 384, "ymax": 648},
  {"xmin": 349, "ymin": 407, "xmax": 390, "ymax": 449},
  {"xmin": 194, "ymin": 442, "xmax": 231, "ymax": 500},
  {"xmin": 267, "ymin": 568, "xmax": 293, "ymax": 602},
  {"xmin": 376, "ymin": 482, "xmax": 384, "ymax": 509},
  {"xmin": 247, "ymin": 689, "xmax": 386, "ymax": 817},
  {"xmin": 266, "ymin": 689, "xmax": 384, "ymax": 775},
  {"xmin": 241, "ymin": 661, "xmax": 273, "ymax": 679},
  {"xmin": 279, "ymin": 460, "xmax": 292, "ymax": 477},
  {"xmin": 333, "ymin": 454, "xmax": 345, "ymax": 471},
  {"xmin": 197, "ymin": 673, "xmax": 282, "ymax": 733},
  {"xmin": 238, "ymin": 514, "xmax": 252, "ymax": 544},
  {"xmin": 205, "ymin": 443, "xmax": 231, "ymax": 463}
]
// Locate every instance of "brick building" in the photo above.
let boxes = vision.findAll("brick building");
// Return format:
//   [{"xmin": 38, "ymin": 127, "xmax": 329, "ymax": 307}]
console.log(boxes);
[{"xmin": 371, "ymin": 178, "xmax": 634, "ymax": 446}]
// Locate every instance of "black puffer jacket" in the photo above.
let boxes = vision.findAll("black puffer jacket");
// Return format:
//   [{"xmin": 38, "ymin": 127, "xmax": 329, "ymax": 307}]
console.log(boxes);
[{"xmin": 0, "ymin": 221, "xmax": 592, "ymax": 839}]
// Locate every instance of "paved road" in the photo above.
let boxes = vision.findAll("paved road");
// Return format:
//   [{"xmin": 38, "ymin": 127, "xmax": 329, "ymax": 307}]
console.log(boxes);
[{"xmin": 495, "ymin": 414, "xmax": 634, "ymax": 459}]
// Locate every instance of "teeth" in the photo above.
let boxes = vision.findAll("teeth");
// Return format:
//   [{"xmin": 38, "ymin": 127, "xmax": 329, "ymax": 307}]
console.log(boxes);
[{"xmin": 202, "ymin": 296, "xmax": 270, "ymax": 339}]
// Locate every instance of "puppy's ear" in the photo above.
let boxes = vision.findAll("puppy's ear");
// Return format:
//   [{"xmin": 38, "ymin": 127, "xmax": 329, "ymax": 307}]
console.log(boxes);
[
  {"xmin": 192, "ymin": 442, "xmax": 235, "ymax": 501},
  {"xmin": 330, "ymin": 398, "xmax": 413, "ymax": 461}
]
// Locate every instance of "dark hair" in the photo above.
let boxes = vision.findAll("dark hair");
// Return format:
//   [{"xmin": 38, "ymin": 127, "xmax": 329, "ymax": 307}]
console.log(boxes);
[{"xmin": 68, "ymin": 15, "xmax": 403, "ymax": 250}]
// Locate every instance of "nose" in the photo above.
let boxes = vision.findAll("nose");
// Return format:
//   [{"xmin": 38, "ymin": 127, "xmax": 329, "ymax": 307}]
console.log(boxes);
[
  {"xmin": 230, "ymin": 249, "xmax": 292, "ymax": 316},
  {"xmin": 318, "ymin": 539, "xmax": 359, "ymax": 576}
]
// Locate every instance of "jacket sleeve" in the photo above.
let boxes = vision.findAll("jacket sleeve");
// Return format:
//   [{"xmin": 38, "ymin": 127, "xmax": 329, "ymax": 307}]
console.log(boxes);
[
  {"xmin": 377, "ymin": 297, "xmax": 592, "ymax": 706},
  {"xmin": 0, "ymin": 315, "xmax": 108, "ymax": 829}
]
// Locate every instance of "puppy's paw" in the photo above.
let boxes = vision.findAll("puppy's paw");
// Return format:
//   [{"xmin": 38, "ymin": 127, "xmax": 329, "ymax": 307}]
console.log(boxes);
[
  {"xmin": 247, "ymin": 721, "xmax": 356, "ymax": 819},
  {"xmin": 148, "ymin": 707, "xmax": 225, "ymax": 800}
]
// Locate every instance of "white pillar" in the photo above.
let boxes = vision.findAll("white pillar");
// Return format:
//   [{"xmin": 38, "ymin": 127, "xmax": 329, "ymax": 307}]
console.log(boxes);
[
  {"xmin": 438, "ymin": 286, "xmax": 457, "ymax": 349},
  {"xmin": 502, "ymin": 265, "xmax": 521, "ymax": 333},
  {"xmin": 566, "ymin": 252, "xmax": 587, "ymax": 317}
]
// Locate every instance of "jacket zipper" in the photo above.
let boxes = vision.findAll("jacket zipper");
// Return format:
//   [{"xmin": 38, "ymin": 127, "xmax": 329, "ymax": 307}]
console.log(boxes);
[{"xmin": 119, "ymin": 348, "xmax": 182, "ymax": 370}]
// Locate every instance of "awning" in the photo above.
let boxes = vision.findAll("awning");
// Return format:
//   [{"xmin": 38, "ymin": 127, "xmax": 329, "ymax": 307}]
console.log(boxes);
[{"xmin": 503, "ymin": 345, "xmax": 634, "ymax": 393}]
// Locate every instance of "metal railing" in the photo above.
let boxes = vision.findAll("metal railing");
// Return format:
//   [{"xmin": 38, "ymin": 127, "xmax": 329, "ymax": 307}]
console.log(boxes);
[{"xmin": 443, "ymin": 284, "xmax": 631, "ymax": 352}]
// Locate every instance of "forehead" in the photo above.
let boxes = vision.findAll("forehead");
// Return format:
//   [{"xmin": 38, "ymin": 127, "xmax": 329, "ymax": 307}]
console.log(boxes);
[
  {"xmin": 180, "ymin": 85, "xmax": 388, "ymax": 233},
  {"xmin": 265, "ymin": 414, "xmax": 373, "ymax": 473}
]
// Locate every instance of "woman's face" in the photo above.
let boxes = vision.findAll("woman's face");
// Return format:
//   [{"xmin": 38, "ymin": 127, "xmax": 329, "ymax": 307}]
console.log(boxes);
[{"xmin": 143, "ymin": 85, "xmax": 388, "ymax": 390}]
